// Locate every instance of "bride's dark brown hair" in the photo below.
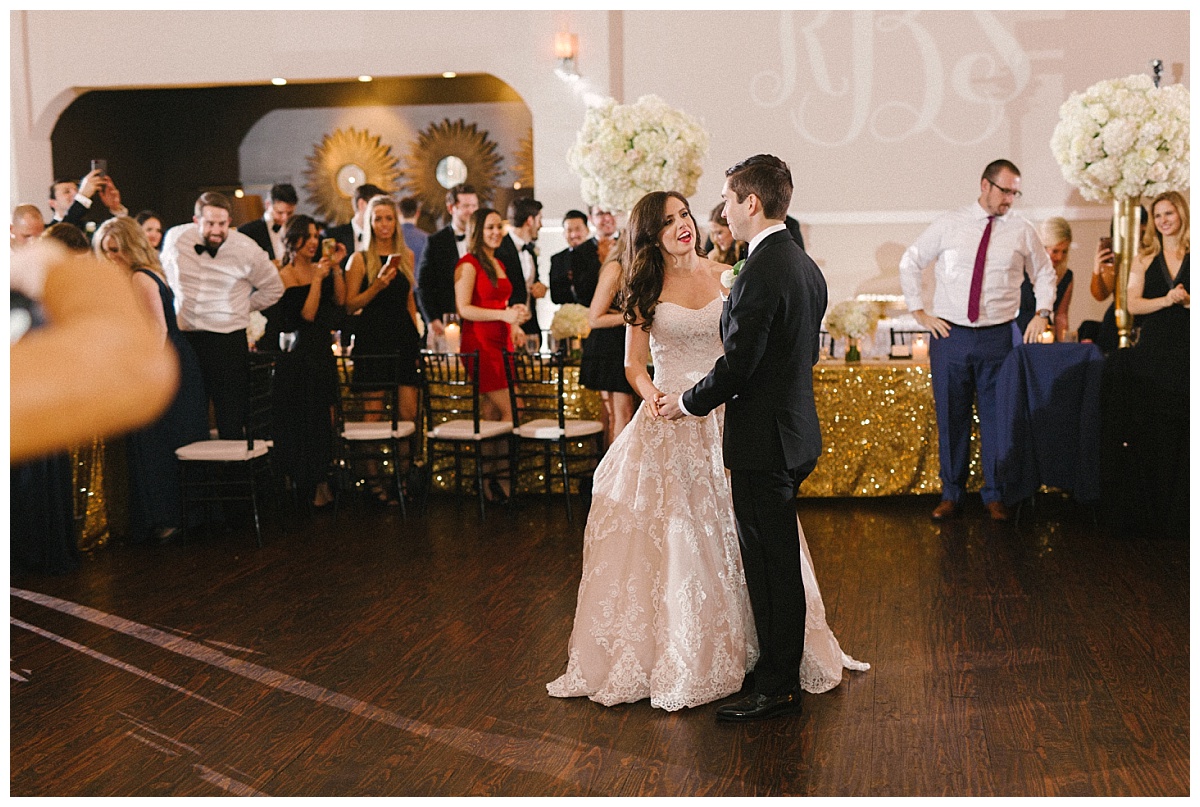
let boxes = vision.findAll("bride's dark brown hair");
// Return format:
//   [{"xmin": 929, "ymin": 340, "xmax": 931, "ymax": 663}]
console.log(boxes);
[{"xmin": 621, "ymin": 190, "xmax": 701, "ymax": 331}]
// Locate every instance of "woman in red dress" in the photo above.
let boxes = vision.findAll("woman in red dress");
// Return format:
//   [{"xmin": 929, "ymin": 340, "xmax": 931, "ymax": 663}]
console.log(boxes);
[{"xmin": 454, "ymin": 207, "xmax": 529, "ymax": 501}]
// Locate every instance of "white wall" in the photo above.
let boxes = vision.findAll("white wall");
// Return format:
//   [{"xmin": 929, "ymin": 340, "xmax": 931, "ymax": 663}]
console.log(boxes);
[{"xmin": 10, "ymin": 9, "xmax": 1189, "ymax": 332}]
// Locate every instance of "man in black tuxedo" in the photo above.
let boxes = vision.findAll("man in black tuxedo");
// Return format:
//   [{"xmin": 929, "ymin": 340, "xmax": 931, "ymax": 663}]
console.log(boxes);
[
  {"xmin": 48, "ymin": 169, "xmax": 126, "ymax": 230},
  {"xmin": 323, "ymin": 183, "xmax": 385, "ymax": 260},
  {"xmin": 416, "ymin": 183, "xmax": 479, "ymax": 341},
  {"xmin": 238, "ymin": 183, "xmax": 297, "ymax": 261},
  {"xmin": 494, "ymin": 197, "xmax": 546, "ymax": 345},
  {"xmin": 549, "ymin": 209, "xmax": 601, "ymax": 306},
  {"xmin": 660, "ymin": 154, "xmax": 828, "ymax": 723}
]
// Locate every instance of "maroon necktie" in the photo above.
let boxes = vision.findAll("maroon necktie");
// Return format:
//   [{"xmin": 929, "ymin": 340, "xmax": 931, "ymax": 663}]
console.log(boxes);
[{"xmin": 967, "ymin": 216, "xmax": 995, "ymax": 323}]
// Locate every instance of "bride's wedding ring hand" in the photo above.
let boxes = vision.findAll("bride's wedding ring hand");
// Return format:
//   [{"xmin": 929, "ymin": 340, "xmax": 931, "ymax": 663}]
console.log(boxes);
[{"xmin": 656, "ymin": 393, "xmax": 685, "ymax": 420}]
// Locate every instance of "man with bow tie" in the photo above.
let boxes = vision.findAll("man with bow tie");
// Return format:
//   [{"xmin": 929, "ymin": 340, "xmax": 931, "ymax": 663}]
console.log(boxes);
[
  {"xmin": 238, "ymin": 183, "xmax": 297, "ymax": 262},
  {"xmin": 162, "ymin": 191, "xmax": 284, "ymax": 439},
  {"xmin": 415, "ymin": 183, "xmax": 479, "ymax": 341},
  {"xmin": 495, "ymin": 197, "xmax": 547, "ymax": 348}
]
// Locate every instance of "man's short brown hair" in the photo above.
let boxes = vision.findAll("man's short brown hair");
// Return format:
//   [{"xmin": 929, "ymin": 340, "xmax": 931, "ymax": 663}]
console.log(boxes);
[
  {"xmin": 724, "ymin": 154, "xmax": 793, "ymax": 220},
  {"xmin": 193, "ymin": 191, "xmax": 233, "ymax": 219}
]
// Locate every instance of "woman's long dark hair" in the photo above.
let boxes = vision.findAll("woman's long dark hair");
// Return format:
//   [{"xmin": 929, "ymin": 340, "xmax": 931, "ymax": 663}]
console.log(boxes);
[
  {"xmin": 621, "ymin": 190, "xmax": 699, "ymax": 331},
  {"xmin": 281, "ymin": 214, "xmax": 318, "ymax": 266},
  {"xmin": 466, "ymin": 207, "xmax": 503, "ymax": 285}
]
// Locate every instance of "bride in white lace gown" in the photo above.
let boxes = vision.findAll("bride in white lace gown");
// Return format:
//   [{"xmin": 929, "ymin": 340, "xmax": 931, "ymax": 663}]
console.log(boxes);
[{"xmin": 547, "ymin": 192, "xmax": 867, "ymax": 711}]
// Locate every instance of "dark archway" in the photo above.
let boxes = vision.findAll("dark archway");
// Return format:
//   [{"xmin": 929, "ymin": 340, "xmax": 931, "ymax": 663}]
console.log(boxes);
[{"xmin": 51, "ymin": 74, "xmax": 527, "ymax": 230}]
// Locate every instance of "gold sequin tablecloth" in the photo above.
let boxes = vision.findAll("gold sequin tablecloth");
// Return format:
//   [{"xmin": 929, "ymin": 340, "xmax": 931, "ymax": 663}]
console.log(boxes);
[{"xmin": 799, "ymin": 359, "xmax": 980, "ymax": 497}]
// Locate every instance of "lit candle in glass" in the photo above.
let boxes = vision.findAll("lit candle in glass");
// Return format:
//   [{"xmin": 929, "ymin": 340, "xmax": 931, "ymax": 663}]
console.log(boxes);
[
  {"xmin": 444, "ymin": 322, "xmax": 461, "ymax": 353},
  {"xmin": 1038, "ymin": 329, "xmax": 1055, "ymax": 344},
  {"xmin": 911, "ymin": 334, "xmax": 929, "ymax": 362}
]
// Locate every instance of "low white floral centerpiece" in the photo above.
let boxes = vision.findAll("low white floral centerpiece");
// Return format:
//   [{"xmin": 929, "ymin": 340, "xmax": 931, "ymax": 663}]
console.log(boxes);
[
  {"xmin": 1050, "ymin": 74, "xmax": 1190, "ymax": 202},
  {"xmin": 825, "ymin": 300, "xmax": 882, "ymax": 361},
  {"xmin": 550, "ymin": 303, "xmax": 592, "ymax": 341},
  {"xmin": 567, "ymin": 94, "xmax": 709, "ymax": 213}
]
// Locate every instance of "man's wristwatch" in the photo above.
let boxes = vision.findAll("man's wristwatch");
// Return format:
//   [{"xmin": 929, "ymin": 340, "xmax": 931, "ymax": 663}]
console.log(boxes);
[{"xmin": 1037, "ymin": 309, "xmax": 1052, "ymax": 321}]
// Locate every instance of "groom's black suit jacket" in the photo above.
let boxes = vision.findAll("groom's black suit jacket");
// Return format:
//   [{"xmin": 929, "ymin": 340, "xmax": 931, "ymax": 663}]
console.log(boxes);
[{"xmin": 683, "ymin": 228, "xmax": 827, "ymax": 472}]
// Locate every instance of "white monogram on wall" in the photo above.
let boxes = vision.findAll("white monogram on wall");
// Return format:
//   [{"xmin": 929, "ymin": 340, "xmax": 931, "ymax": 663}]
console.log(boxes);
[{"xmin": 751, "ymin": 11, "xmax": 1034, "ymax": 147}]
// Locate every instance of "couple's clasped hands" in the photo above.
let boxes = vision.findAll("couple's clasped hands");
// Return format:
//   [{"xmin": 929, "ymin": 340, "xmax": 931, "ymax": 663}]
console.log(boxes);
[{"xmin": 652, "ymin": 391, "xmax": 685, "ymax": 421}]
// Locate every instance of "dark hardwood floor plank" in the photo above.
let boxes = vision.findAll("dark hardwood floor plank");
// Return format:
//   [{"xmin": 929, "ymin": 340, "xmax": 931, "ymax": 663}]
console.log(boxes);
[{"xmin": 10, "ymin": 493, "xmax": 1188, "ymax": 796}]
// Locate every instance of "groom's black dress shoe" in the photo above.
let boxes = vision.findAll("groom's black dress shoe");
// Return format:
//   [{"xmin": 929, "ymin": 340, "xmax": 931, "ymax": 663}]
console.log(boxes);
[{"xmin": 715, "ymin": 689, "xmax": 803, "ymax": 722}]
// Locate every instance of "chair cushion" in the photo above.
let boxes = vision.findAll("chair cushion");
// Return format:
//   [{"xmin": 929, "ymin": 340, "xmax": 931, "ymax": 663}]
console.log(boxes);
[
  {"xmin": 175, "ymin": 439, "xmax": 270, "ymax": 461},
  {"xmin": 342, "ymin": 421, "xmax": 417, "ymax": 441},
  {"xmin": 515, "ymin": 418, "xmax": 605, "ymax": 440},
  {"xmin": 427, "ymin": 419, "xmax": 513, "ymax": 441}
]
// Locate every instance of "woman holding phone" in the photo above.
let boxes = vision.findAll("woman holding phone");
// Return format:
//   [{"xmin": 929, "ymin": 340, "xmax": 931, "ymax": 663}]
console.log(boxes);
[
  {"xmin": 344, "ymin": 195, "xmax": 423, "ymax": 503},
  {"xmin": 257, "ymin": 214, "xmax": 347, "ymax": 508}
]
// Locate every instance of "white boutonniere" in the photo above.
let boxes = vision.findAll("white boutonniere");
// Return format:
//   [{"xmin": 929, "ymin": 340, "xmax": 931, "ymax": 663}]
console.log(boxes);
[{"xmin": 720, "ymin": 259, "xmax": 745, "ymax": 291}]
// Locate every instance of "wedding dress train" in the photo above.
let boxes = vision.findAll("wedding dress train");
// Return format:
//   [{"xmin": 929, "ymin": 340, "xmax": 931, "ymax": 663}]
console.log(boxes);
[{"xmin": 547, "ymin": 297, "xmax": 867, "ymax": 711}]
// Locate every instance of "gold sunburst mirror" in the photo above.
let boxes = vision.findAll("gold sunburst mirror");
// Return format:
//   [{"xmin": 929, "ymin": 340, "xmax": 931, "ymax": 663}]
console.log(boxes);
[
  {"xmin": 512, "ymin": 127, "xmax": 534, "ymax": 191},
  {"xmin": 399, "ymin": 118, "xmax": 504, "ymax": 217},
  {"xmin": 304, "ymin": 127, "xmax": 400, "ymax": 225}
]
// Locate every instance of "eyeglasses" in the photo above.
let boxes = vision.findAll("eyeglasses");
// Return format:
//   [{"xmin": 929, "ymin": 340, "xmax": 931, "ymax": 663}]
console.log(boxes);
[{"xmin": 986, "ymin": 178, "xmax": 1022, "ymax": 199}]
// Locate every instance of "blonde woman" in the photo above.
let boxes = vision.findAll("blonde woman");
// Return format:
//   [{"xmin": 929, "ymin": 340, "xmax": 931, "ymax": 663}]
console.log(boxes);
[
  {"xmin": 1017, "ymin": 217, "xmax": 1074, "ymax": 340},
  {"xmin": 1108, "ymin": 191, "xmax": 1190, "ymax": 539},
  {"xmin": 94, "ymin": 216, "xmax": 208, "ymax": 542},
  {"xmin": 344, "ymin": 197, "xmax": 423, "ymax": 412}
]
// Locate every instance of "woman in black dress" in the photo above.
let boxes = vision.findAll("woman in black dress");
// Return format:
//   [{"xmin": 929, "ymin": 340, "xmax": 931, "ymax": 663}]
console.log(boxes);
[
  {"xmin": 94, "ymin": 216, "xmax": 209, "ymax": 541},
  {"xmin": 584, "ymin": 230, "xmax": 638, "ymax": 448},
  {"xmin": 257, "ymin": 215, "xmax": 347, "ymax": 508},
  {"xmin": 1105, "ymin": 191, "xmax": 1189, "ymax": 538},
  {"xmin": 343, "ymin": 195, "xmax": 423, "ymax": 502}
]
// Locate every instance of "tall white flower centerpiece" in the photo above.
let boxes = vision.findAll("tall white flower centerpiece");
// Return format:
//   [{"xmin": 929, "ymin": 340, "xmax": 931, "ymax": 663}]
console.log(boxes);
[
  {"xmin": 567, "ymin": 95, "xmax": 709, "ymax": 214},
  {"xmin": 1050, "ymin": 73, "xmax": 1190, "ymax": 348}
]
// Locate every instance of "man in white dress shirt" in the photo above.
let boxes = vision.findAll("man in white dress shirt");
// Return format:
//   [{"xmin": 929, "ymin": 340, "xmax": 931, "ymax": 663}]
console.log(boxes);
[
  {"xmin": 899, "ymin": 159, "xmax": 1057, "ymax": 522},
  {"xmin": 162, "ymin": 191, "xmax": 284, "ymax": 439}
]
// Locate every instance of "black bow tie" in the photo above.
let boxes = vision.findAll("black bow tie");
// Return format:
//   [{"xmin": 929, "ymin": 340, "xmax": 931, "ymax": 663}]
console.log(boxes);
[
  {"xmin": 271, "ymin": 223, "xmax": 282, "ymax": 233},
  {"xmin": 455, "ymin": 234, "xmax": 465, "ymax": 242},
  {"xmin": 195, "ymin": 242, "xmax": 220, "ymax": 258},
  {"xmin": 522, "ymin": 242, "xmax": 538, "ymax": 256}
]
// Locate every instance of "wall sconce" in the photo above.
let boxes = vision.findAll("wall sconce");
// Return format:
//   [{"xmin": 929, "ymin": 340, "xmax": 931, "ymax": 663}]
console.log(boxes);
[{"xmin": 554, "ymin": 31, "xmax": 579, "ymax": 79}]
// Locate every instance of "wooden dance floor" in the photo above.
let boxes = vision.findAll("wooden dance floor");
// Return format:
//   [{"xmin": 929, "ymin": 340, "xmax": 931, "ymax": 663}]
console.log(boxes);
[{"xmin": 9, "ymin": 493, "xmax": 1188, "ymax": 796}]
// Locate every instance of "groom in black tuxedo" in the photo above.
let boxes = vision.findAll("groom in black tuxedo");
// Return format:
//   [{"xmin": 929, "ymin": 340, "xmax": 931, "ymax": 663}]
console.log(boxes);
[{"xmin": 659, "ymin": 154, "xmax": 827, "ymax": 722}]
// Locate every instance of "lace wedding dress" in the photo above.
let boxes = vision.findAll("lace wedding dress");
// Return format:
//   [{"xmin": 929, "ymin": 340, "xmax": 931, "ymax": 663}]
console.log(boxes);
[{"xmin": 547, "ymin": 297, "xmax": 868, "ymax": 711}]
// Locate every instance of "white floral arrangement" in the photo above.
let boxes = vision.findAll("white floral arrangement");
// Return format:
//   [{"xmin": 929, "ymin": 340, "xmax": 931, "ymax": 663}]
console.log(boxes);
[
  {"xmin": 567, "ymin": 94, "xmax": 709, "ymax": 213},
  {"xmin": 550, "ymin": 303, "xmax": 592, "ymax": 340},
  {"xmin": 825, "ymin": 300, "xmax": 881, "ymax": 341},
  {"xmin": 1050, "ymin": 74, "xmax": 1190, "ymax": 202},
  {"xmin": 247, "ymin": 310, "xmax": 267, "ymax": 347}
]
